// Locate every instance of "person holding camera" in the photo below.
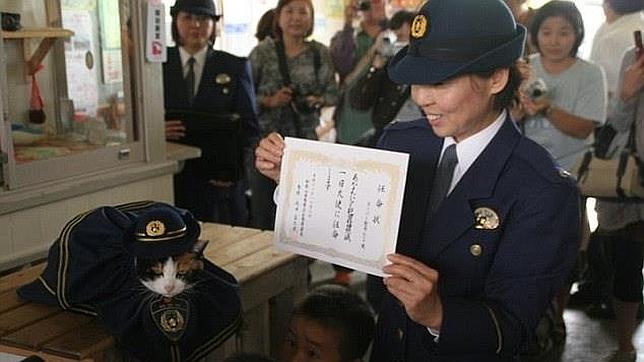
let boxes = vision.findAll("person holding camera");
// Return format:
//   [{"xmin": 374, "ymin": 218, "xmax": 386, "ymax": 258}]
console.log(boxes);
[
  {"xmin": 514, "ymin": 1, "xmax": 607, "ymax": 350},
  {"xmin": 248, "ymin": 0, "xmax": 338, "ymax": 230},
  {"xmin": 592, "ymin": 45, "xmax": 644, "ymax": 362},
  {"xmin": 330, "ymin": 0, "xmax": 389, "ymax": 146},
  {"xmin": 567, "ymin": 0, "xmax": 644, "ymax": 322},
  {"xmin": 348, "ymin": 10, "xmax": 418, "ymax": 148},
  {"xmin": 516, "ymin": 1, "xmax": 607, "ymax": 171},
  {"xmin": 329, "ymin": 0, "xmax": 387, "ymax": 86},
  {"xmin": 163, "ymin": 0, "xmax": 259, "ymax": 225}
]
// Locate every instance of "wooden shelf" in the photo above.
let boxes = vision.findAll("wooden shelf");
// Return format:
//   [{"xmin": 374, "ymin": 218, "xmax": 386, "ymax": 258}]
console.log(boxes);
[
  {"xmin": 1, "ymin": 27, "xmax": 73, "ymax": 39},
  {"xmin": 1, "ymin": 27, "xmax": 74, "ymax": 75}
]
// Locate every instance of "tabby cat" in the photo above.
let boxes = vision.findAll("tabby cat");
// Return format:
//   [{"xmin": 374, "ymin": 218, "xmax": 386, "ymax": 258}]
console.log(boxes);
[{"xmin": 136, "ymin": 240, "xmax": 208, "ymax": 298}]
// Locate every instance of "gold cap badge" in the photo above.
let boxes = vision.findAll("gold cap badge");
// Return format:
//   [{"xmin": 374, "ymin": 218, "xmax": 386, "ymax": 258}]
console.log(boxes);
[
  {"xmin": 146, "ymin": 220, "xmax": 166, "ymax": 237},
  {"xmin": 411, "ymin": 14, "xmax": 428, "ymax": 39},
  {"xmin": 215, "ymin": 73, "xmax": 231, "ymax": 84},
  {"xmin": 474, "ymin": 207, "xmax": 500, "ymax": 230}
]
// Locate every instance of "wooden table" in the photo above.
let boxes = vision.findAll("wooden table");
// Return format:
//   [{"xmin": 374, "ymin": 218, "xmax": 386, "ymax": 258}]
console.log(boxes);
[{"xmin": 0, "ymin": 224, "xmax": 307, "ymax": 361}]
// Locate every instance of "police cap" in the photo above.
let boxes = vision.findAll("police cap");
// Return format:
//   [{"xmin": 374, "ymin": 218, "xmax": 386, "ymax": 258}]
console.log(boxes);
[{"xmin": 388, "ymin": 0, "xmax": 526, "ymax": 85}]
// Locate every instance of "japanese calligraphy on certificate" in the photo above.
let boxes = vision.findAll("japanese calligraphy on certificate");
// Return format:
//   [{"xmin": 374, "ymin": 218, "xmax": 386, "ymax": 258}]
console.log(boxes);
[{"xmin": 274, "ymin": 138, "xmax": 409, "ymax": 276}]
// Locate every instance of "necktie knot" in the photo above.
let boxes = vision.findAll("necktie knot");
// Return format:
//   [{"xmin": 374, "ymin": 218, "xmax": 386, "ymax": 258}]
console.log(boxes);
[
  {"xmin": 441, "ymin": 144, "xmax": 458, "ymax": 169},
  {"xmin": 428, "ymin": 143, "xmax": 458, "ymax": 215}
]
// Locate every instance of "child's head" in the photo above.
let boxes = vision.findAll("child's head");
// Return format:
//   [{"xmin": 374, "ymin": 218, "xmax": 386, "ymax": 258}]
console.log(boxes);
[{"xmin": 280, "ymin": 285, "xmax": 375, "ymax": 362}]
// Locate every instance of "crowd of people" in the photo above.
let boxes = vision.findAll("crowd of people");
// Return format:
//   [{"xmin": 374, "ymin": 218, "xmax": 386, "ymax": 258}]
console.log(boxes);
[{"xmin": 163, "ymin": 0, "xmax": 644, "ymax": 360}]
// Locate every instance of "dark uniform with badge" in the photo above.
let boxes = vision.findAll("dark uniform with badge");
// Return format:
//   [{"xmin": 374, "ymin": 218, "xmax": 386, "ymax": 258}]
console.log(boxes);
[
  {"xmin": 18, "ymin": 201, "xmax": 241, "ymax": 362},
  {"xmin": 164, "ymin": 0, "xmax": 259, "ymax": 225},
  {"xmin": 367, "ymin": 0, "xmax": 580, "ymax": 361}
]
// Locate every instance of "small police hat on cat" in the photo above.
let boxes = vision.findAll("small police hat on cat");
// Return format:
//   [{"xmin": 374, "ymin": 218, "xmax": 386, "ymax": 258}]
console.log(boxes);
[
  {"xmin": 126, "ymin": 205, "xmax": 203, "ymax": 258},
  {"xmin": 128, "ymin": 206, "xmax": 209, "ymax": 298}
]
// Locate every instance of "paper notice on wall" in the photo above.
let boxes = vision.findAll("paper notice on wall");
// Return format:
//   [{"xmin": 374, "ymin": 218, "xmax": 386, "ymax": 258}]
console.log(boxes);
[
  {"xmin": 62, "ymin": 10, "xmax": 98, "ymax": 117},
  {"xmin": 146, "ymin": 2, "xmax": 167, "ymax": 62}
]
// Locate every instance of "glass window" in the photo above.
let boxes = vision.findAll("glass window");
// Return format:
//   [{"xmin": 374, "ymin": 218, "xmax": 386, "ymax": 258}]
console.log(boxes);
[{"xmin": 0, "ymin": 0, "xmax": 143, "ymax": 189}]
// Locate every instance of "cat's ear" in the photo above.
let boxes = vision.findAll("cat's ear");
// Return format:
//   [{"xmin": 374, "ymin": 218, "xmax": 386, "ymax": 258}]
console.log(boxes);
[{"xmin": 193, "ymin": 239, "xmax": 209, "ymax": 255}]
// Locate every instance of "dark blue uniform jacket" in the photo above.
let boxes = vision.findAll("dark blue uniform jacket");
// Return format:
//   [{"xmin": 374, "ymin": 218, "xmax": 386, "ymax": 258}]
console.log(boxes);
[
  {"xmin": 163, "ymin": 46, "xmax": 258, "ymax": 150},
  {"xmin": 370, "ymin": 116, "xmax": 580, "ymax": 362},
  {"xmin": 164, "ymin": 46, "xmax": 259, "ymax": 223}
]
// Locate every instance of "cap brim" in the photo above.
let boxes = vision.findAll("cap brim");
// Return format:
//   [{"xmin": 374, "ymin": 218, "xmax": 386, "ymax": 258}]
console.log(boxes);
[
  {"xmin": 171, "ymin": 5, "xmax": 220, "ymax": 19},
  {"xmin": 125, "ymin": 213, "xmax": 201, "ymax": 258},
  {"xmin": 388, "ymin": 25, "xmax": 526, "ymax": 85}
]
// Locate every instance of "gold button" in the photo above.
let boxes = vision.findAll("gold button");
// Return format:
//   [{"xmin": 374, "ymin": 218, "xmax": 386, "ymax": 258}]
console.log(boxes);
[
  {"xmin": 397, "ymin": 328, "xmax": 404, "ymax": 340},
  {"xmin": 470, "ymin": 244, "xmax": 482, "ymax": 256}
]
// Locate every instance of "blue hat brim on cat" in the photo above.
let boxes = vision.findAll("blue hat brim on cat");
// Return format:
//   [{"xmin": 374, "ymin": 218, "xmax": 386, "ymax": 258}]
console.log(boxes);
[
  {"xmin": 388, "ymin": 0, "xmax": 526, "ymax": 85},
  {"xmin": 125, "ymin": 205, "xmax": 201, "ymax": 258}
]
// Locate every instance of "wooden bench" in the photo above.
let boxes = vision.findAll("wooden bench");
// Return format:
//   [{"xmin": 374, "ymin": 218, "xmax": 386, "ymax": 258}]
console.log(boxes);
[{"xmin": 0, "ymin": 224, "xmax": 308, "ymax": 361}]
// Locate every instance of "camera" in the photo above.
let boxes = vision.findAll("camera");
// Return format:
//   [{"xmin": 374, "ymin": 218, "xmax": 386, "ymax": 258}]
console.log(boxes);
[
  {"xmin": 291, "ymin": 95, "xmax": 321, "ymax": 116},
  {"xmin": 1, "ymin": 12, "xmax": 21, "ymax": 32},
  {"xmin": 524, "ymin": 78, "xmax": 548, "ymax": 101},
  {"xmin": 358, "ymin": 0, "xmax": 371, "ymax": 11}
]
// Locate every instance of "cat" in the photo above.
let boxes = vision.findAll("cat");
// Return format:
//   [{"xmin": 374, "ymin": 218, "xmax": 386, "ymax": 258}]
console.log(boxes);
[{"xmin": 136, "ymin": 240, "xmax": 208, "ymax": 298}]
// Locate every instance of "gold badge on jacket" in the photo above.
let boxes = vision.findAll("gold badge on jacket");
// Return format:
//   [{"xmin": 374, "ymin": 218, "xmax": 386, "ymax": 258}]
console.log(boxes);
[
  {"xmin": 215, "ymin": 73, "xmax": 231, "ymax": 84},
  {"xmin": 474, "ymin": 207, "xmax": 500, "ymax": 230},
  {"xmin": 411, "ymin": 14, "xmax": 428, "ymax": 38}
]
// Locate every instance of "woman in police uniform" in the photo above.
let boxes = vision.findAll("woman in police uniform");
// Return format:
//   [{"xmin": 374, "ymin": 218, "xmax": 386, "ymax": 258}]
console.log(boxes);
[
  {"xmin": 164, "ymin": 0, "xmax": 258, "ymax": 225},
  {"xmin": 254, "ymin": 0, "xmax": 580, "ymax": 360}
]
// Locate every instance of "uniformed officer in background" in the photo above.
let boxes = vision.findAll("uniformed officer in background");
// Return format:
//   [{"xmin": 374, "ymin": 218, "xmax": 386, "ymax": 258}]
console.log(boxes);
[{"xmin": 164, "ymin": 0, "xmax": 258, "ymax": 225}]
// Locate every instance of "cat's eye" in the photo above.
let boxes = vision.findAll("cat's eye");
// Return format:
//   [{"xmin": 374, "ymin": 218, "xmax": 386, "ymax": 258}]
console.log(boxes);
[{"xmin": 176, "ymin": 272, "xmax": 186, "ymax": 278}]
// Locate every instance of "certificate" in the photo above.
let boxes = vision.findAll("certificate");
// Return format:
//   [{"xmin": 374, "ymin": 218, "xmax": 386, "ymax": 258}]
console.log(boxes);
[{"xmin": 274, "ymin": 138, "xmax": 409, "ymax": 276}]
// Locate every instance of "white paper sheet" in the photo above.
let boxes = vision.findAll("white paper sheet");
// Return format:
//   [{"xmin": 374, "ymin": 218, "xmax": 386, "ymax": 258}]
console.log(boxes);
[{"xmin": 274, "ymin": 138, "xmax": 409, "ymax": 276}]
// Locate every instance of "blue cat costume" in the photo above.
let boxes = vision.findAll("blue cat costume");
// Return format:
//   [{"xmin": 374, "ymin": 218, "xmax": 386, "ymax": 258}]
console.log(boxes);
[{"xmin": 18, "ymin": 201, "xmax": 241, "ymax": 362}]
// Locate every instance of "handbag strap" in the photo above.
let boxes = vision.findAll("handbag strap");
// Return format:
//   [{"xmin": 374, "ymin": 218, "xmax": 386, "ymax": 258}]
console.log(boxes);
[
  {"xmin": 616, "ymin": 92, "xmax": 642, "ymax": 197},
  {"xmin": 274, "ymin": 41, "xmax": 304, "ymax": 137},
  {"xmin": 275, "ymin": 40, "xmax": 292, "ymax": 87}
]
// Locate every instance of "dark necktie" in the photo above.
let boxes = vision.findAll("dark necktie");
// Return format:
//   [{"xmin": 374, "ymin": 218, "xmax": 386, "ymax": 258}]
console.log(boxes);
[
  {"xmin": 427, "ymin": 143, "xmax": 458, "ymax": 215},
  {"xmin": 186, "ymin": 57, "xmax": 196, "ymax": 104}
]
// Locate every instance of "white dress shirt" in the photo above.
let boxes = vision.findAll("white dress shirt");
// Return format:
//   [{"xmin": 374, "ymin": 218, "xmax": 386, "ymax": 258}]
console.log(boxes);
[
  {"xmin": 590, "ymin": 11, "xmax": 644, "ymax": 111},
  {"xmin": 178, "ymin": 46, "xmax": 208, "ymax": 96},
  {"xmin": 427, "ymin": 110, "xmax": 506, "ymax": 340},
  {"xmin": 440, "ymin": 110, "xmax": 507, "ymax": 194}
]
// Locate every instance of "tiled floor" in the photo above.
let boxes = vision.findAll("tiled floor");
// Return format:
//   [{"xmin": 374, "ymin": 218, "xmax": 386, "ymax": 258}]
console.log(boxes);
[
  {"xmin": 309, "ymin": 260, "xmax": 644, "ymax": 362},
  {"xmin": 530, "ymin": 308, "xmax": 644, "ymax": 362}
]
